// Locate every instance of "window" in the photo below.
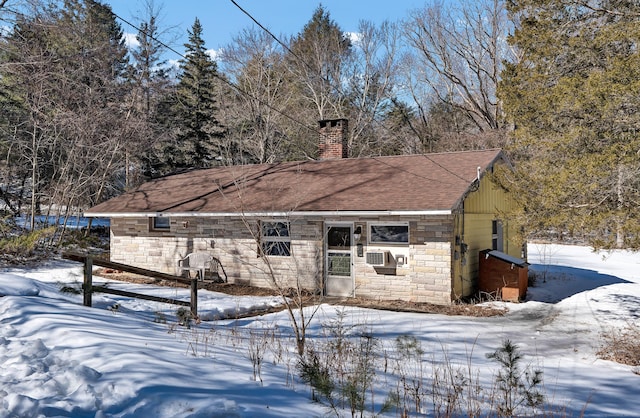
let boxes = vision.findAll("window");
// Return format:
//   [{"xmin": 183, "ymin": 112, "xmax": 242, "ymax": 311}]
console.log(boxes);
[
  {"xmin": 150, "ymin": 216, "xmax": 170, "ymax": 231},
  {"xmin": 327, "ymin": 226, "xmax": 351, "ymax": 249},
  {"xmin": 260, "ymin": 220, "xmax": 291, "ymax": 256},
  {"xmin": 492, "ymin": 220, "xmax": 503, "ymax": 251},
  {"xmin": 369, "ymin": 224, "xmax": 409, "ymax": 244}
]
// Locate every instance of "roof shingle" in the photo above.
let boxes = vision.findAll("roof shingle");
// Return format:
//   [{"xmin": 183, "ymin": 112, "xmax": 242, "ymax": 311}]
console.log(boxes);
[{"xmin": 85, "ymin": 149, "xmax": 504, "ymax": 216}]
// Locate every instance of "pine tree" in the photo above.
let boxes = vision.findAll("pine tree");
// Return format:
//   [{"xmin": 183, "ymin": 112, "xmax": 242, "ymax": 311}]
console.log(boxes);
[
  {"xmin": 282, "ymin": 6, "xmax": 352, "ymax": 159},
  {"xmin": 168, "ymin": 18, "xmax": 224, "ymax": 171},
  {"xmin": 126, "ymin": 7, "xmax": 174, "ymax": 182},
  {"xmin": 130, "ymin": 15, "xmax": 170, "ymax": 116},
  {"xmin": 57, "ymin": 0, "xmax": 129, "ymax": 105},
  {"xmin": 499, "ymin": 0, "xmax": 640, "ymax": 249}
]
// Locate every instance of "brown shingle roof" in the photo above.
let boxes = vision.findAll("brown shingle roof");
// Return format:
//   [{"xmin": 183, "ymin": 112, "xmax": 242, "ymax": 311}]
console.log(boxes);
[{"xmin": 85, "ymin": 149, "xmax": 505, "ymax": 216}]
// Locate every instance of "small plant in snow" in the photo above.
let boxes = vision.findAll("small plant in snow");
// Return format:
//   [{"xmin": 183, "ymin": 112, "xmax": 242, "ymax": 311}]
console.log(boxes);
[
  {"xmin": 58, "ymin": 281, "xmax": 82, "ymax": 294},
  {"xmin": 154, "ymin": 311, "xmax": 167, "ymax": 324},
  {"xmin": 393, "ymin": 334, "xmax": 426, "ymax": 416},
  {"xmin": 486, "ymin": 339, "xmax": 544, "ymax": 417},
  {"xmin": 247, "ymin": 328, "xmax": 271, "ymax": 384},
  {"xmin": 176, "ymin": 307, "xmax": 193, "ymax": 328},
  {"xmin": 298, "ymin": 308, "xmax": 394, "ymax": 417},
  {"xmin": 299, "ymin": 343, "xmax": 336, "ymax": 405},
  {"xmin": 533, "ymin": 242, "xmax": 559, "ymax": 283}
]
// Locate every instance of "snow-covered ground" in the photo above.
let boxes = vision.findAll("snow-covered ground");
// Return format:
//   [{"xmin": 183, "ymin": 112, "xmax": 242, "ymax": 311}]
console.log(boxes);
[{"xmin": 0, "ymin": 243, "xmax": 638, "ymax": 417}]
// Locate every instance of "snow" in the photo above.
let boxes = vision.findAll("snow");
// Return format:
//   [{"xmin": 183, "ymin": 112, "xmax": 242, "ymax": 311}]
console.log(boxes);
[{"xmin": 0, "ymin": 243, "xmax": 639, "ymax": 417}]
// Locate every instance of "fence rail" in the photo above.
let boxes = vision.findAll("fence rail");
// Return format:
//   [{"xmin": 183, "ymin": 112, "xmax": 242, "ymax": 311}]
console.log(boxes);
[{"xmin": 61, "ymin": 251, "xmax": 199, "ymax": 317}]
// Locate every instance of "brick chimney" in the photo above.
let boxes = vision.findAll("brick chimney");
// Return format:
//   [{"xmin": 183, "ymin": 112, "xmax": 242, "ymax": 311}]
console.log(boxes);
[{"xmin": 318, "ymin": 118, "xmax": 348, "ymax": 159}]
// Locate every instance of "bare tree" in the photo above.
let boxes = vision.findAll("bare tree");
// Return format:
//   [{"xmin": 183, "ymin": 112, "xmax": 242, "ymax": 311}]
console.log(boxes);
[
  {"xmin": 220, "ymin": 28, "xmax": 292, "ymax": 164},
  {"xmin": 0, "ymin": 0, "xmax": 131, "ymax": 235},
  {"xmin": 1, "ymin": 11, "xmax": 61, "ymax": 229},
  {"xmin": 344, "ymin": 19, "xmax": 401, "ymax": 157},
  {"xmin": 402, "ymin": 0, "xmax": 515, "ymax": 133}
]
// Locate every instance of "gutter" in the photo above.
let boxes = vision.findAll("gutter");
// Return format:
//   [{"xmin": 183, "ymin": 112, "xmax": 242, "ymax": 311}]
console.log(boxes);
[{"xmin": 84, "ymin": 209, "xmax": 453, "ymax": 218}]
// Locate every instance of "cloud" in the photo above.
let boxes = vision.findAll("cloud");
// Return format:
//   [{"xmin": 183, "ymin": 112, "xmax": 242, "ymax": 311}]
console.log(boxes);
[
  {"xmin": 206, "ymin": 48, "xmax": 222, "ymax": 61},
  {"xmin": 346, "ymin": 31, "xmax": 362, "ymax": 45},
  {"xmin": 123, "ymin": 32, "xmax": 140, "ymax": 49}
]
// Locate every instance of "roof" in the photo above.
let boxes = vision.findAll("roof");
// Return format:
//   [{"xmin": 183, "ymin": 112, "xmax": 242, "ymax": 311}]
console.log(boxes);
[
  {"xmin": 85, "ymin": 149, "xmax": 506, "ymax": 217},
  {"xmin": 484, "ymin": 250, "xmax": 529, "ymax": 268}
]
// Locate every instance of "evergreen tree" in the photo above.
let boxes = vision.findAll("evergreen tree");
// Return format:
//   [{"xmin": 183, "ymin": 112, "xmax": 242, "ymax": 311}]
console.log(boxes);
[
  {"xmin": 282, "ymin": 5, "xmax": 352, "ymax": 159},
  {"xmin": 499, "ymin": 0, "xmax": 640, "ymax": 249},
  {"xmin": 57, "ymin": 0, "xmax": 129, "ymax": 104},
  {"xmin": 130, "ymin": 15, "xmax": 169, "ymax": 115},
  {"xmin": 126, "ymin": 6, "xmax": 174, "ymax": 182},
  {"xmin": 167, "ymin": 18, "xmax": 224, "ymax": 171}
]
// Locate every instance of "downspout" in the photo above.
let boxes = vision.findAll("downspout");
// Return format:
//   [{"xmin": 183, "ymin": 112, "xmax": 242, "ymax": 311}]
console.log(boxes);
[
  {"xmin": 453, "ymin": 201, "xmax": 466, "ymax": 301},
  {"xmin": 459, "ymin": 202, "xmax": 466, "ymax": 297}
]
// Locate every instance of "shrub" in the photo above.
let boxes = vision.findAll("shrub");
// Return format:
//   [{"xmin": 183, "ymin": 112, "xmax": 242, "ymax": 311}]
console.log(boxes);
[
  {"xmin": 598, "ymin": 323, "xmax": 640, "ymax": 370},
  {"xmin": 298, "ymin": 309, "xmax": 394, "ymax": 417},
  {"xmin": 176, "ymin": 307, "xmax": 193, "ymax": 328},
  {"xmin": 59, "ymin": 282, "xmax": 82, "ymax": 294},
  {"xmin": 0, "ymin": 226, "xmax": 56, "ymax": 258},
  {"xmin": 154, "ymin": 312, "xmax": 167, "ymax": 324},
  {"xmin": 486, "ymin": 339, "xmax": 544, "ymax": 417},
  {"xmin": 58, "ymin": 229, "xmax": 106, "ymax": 250},
  {"xmin": 298, "ymin": 344, "xmax": 335, "ymax": 404}
]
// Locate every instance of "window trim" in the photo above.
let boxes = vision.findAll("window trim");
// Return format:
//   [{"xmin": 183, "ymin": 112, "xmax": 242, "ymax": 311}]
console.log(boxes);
[
  {"xmin": 259, "ymin": 219, "xmax": 291, "ymax": 257},
  {"xmin": 368, "ymin": 222, "xmax": 409, "ymax": 245},
  {"xmin": 150, "ymin": 216, "xmax": 170, "ymax": 231}
]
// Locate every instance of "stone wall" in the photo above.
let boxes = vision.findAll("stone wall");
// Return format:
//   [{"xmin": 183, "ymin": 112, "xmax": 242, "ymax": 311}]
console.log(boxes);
[
  {"xmin": 110, "ymin": 216, "xmax": 322, "ymax": 291},
  {"xmin": 352, "ymin": 215, "xmax": 454, "ymax": 305},
  {"xmin": 109, "ymin": 214, "xmax": 455, "ymax": 304}
]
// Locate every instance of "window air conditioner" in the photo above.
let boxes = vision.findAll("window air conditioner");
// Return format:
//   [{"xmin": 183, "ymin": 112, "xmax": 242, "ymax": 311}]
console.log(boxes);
[{"xmin": 366, "ymin": 251, "xmax": 391, "ymax": 266}]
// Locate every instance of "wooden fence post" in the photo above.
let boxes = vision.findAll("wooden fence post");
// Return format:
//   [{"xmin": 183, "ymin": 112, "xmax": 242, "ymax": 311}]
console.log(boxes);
[
  {"xmin": 190, "ymin": 279, "xmax": 198, "ymax": 318},
  {"xmin": 83, "ymin": 256, "xmax": 93, "ymax": 307}
]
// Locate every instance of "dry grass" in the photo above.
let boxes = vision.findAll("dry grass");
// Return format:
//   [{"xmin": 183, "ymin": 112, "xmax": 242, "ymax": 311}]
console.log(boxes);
[
  {"xmin": 336, "ymin": 297, "xmax": 506, "ymax": 317},
  {"xmin": 597, "ymin": 323, "xmax": 640, "ymax": 370},
  {"xmin": 96, "ymin": 268, "xmax": 506, "ymax": 318}
]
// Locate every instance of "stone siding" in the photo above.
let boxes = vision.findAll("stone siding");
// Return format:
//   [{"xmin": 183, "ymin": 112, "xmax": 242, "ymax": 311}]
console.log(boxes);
[
  {"xmin": 352, "ymin": 215, "xmax": 454, "ymax": 305},
  {"xmin": 110, "ymin": 217, "xmax": 322, "ymax": 291},
  {"xmin": 110, "ymin": 214, "xmax": 455, "ymax": 305}
]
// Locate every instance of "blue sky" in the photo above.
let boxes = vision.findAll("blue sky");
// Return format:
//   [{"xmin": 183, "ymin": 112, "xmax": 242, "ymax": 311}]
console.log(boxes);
[{"xmin": 104, "ymin": 0, "xmax": 425, "ymax": 60}]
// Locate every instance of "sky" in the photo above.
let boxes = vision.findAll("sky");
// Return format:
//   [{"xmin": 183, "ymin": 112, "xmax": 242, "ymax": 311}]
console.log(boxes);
[
  {"xmin": 103, "ymin": 0, "xmax": 426, "ymax": 61},
  {"xmin": 1, "ymin": 243, "xmax": 640, "ymax": 416}
]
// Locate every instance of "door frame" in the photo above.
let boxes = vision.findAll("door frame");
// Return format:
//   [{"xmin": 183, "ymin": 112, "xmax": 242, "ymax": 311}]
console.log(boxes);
[{"xmin": 324, "ymin": 222, "xmax": 355, "ymax": 297}]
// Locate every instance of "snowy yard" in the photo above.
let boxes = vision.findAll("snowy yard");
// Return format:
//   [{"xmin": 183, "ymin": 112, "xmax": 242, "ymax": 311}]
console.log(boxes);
[{"xmin": 1, "ymin": 243, "xmax": 639, "ymax": 417}]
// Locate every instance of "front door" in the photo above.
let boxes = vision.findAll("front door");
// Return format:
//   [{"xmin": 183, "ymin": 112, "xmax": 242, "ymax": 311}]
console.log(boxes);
[{"xmin": 325, "ymin": 223, "xmax": 354, "ymax": 297}]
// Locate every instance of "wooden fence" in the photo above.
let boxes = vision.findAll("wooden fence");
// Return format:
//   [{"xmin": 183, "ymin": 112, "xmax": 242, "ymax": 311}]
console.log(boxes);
[{"xmin": 62, "ymin": 251, "xmax": 200, "ymax": 317}]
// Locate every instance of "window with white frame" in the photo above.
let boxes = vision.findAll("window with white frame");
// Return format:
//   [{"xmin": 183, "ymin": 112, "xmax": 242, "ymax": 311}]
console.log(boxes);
[
  {"xmin": 369, "ymin": 223, "xmax": 409, "ymax": 244},
  {"xmin": 260, "ymin": 220, "xmax": 291, "ymax": 256},
  {"xmin": 150, "ymin": 216, "xmax": 170, "ymax": 231}
]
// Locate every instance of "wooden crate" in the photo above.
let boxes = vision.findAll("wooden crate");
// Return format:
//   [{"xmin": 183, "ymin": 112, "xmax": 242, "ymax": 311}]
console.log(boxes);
[{"xmin": 478, "ymin": 249, "xmax": 528, "ymax": 302}]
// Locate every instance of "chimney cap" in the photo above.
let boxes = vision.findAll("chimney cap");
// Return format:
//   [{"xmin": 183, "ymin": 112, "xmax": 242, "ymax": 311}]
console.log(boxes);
[
  {"xmin": 318, "ymin": 118, "xmax": 348, "ymax": 160},
  {"xmin": 319, "ymin": 118, "xmax": 348, "ymax": 128}
]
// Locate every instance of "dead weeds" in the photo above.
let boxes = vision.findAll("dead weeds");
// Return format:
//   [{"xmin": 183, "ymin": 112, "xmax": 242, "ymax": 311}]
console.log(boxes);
[
  {"xmin": 597, "ymin": 323, "xmax": 640, "ymax": 370},
  {"xmin": 94, "ymin": 268, "xmax": 505, "ymax": 317}
]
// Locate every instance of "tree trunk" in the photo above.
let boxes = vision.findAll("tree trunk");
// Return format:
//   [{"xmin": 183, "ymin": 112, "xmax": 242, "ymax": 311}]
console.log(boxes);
[{"xmin": 616, "ymin": 164, "xmax": 624, "ymax": 249}]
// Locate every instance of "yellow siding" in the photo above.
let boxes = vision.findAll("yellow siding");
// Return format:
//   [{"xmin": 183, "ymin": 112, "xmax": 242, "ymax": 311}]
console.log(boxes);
[
  {"xmin": 452, "ymin": 169, "xmax": 523, "ymax": 299},
  {"xmin": 464, "ymin": 173, "xmax": 513, "ymax": 215}
]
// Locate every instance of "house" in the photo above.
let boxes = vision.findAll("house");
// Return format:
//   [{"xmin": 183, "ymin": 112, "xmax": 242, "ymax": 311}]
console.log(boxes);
[{"xmin": 84, "ymin": 119, "xmax": 523, "ymax": 305}]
